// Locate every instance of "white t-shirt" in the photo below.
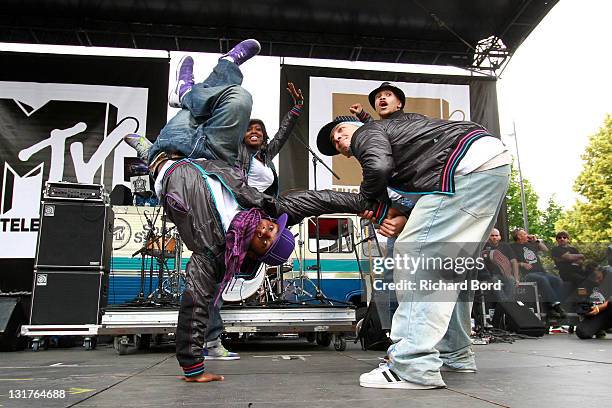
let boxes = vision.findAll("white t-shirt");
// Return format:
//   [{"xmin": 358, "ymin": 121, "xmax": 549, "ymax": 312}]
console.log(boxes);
[
  {"xmin": 156, "ymin": 160, "xmax": 240, "ymax": 232},
  {"xmin": 154, "ymin": 160, "xmax": 175, "ymax": 198},
  {"xmin": 248, "ymin": 157, "xmax": 275, "ymax": 193},
  {"xmin": 207, "ymin": 176, "xmax": 240, "ymax": 231},
  {"xmin": 454, "ymin": 136, "xmax": 511, "ymax": 175}
]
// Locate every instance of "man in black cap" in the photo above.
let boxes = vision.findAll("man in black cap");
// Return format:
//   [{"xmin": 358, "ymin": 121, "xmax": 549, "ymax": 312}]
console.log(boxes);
[
  {"xmin": 348, "ymin": 82, "xmax": 412, "ymax": 330},
  {"xmin": 349, "ymin": 81, "xmax": 407, "ymax": 121},
  {"xmin": 316, "ymin": 101, "xmax": 511, "ymax": 390}
]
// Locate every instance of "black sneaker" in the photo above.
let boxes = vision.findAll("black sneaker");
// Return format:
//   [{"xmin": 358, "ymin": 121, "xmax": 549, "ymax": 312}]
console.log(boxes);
[
  {"xmin": 595, "ymin": 330, "xmax": 607, "ymax": 339},
  {"xmin": 552, "ymin": 303, "xmax": 567, "ymax": 319}
]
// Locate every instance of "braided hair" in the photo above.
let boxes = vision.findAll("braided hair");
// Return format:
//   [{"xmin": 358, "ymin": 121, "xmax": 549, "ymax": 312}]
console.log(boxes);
[{"xmin": 215, "ymin": 208, "xmax": 267, "ymax": 304}]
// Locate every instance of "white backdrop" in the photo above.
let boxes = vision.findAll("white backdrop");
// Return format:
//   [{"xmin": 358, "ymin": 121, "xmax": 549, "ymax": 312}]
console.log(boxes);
[{"xmin": 308, "ymin": 77, "xmax": 471, "ymax": 191}]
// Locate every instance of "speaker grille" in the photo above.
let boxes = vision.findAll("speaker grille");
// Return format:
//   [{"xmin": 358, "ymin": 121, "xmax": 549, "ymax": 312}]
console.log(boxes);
[
  {"xmin": 30, "ymin": 270, "xmax": 108, "ymax": 325},
  {"xmin": 35, "ymin": 201, "xmax": 113, "ymax": 269}
]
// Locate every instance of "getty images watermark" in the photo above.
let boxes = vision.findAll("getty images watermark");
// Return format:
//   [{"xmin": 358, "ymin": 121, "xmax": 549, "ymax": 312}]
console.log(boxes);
[{"xmin": 371, "ymin": 253, "xmax": 502, "ymax": 292}]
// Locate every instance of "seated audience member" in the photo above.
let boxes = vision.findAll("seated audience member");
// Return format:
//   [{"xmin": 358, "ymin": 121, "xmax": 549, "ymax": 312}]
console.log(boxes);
[
  {"xmin": 482, "ymin": 228, "xmax": 519, "ymax": 300},
  {"xmin": 511, "ymin": 228, "xmax": 566, "ymax": 318},
  {"xmin": 576, "ymin": 264, "xmax": 611, "ymax": 339},
  {"xmin": 550, "ymin": 231, "xmax": 588, "ymax": 290}
]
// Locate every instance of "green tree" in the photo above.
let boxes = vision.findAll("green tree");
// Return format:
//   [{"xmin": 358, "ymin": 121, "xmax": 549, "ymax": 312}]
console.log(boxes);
[
  {"xmin": 540, "ymin": 195, "xmax": 564, "ymax": 242},
  {"xmin": 556, "ymin": 114, "xmax": 612, "ymax": 242},
  {"xmin": 506, "ymin": 163, "xmax": 543, "ymax": 236}
]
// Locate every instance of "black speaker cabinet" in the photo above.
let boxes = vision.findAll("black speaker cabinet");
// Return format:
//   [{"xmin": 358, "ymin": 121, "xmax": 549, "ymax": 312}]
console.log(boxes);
[
  {"xmin": 35, "ymin": 201, "xmax": 113, "ymax": 269},
  {"xmin": 0, "ymin": 297, "xmax": 28, "ymax": 351},
  {"xmin": 30, "ymin": 270, "xmax": 108, "ymax": 325},
  {"xmin": 492, "ymin": 301, "xmax": 546, "ymax": 337}
]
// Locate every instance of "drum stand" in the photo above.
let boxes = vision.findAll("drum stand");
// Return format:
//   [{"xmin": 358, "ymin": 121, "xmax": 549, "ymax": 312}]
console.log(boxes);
[
  {"xmin": 131, "ymin": 207, "xmax": 161, "ymax": 302},
  {"xmin": 154, "ymin": 230, "xmax": 184, "ymax": 303},
  {"xmin": 292, "ymin": 135, "xmax": 349, "ymax": 304},
  {"xmin": 131, "ymin": 207, "xmax": 181, "ymax": 305}
]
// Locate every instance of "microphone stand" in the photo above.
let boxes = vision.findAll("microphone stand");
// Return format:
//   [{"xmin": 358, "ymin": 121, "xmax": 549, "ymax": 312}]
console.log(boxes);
[
  {"xmin": 293, "ymin": 135, "xmax": 341, "ymax": 303},
  {"xmin": 355, "ymin": 221, "xmax": 384, "ymax": 299}
]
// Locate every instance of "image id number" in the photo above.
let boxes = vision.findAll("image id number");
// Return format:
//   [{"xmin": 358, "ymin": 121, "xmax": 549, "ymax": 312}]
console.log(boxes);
[{"xmin": 9, "ymin": 389, "xmax": 66, "ymax": 399}]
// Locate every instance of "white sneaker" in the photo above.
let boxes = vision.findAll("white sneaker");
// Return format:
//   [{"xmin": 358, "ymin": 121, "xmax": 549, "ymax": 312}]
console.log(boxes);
[
  {"xmin": 203, "ymin": 344, "xmax": 240, "ymax": 360},
  {"xmin": 359, "ymin": 363, "xmax": 441, "ymax": 389}
]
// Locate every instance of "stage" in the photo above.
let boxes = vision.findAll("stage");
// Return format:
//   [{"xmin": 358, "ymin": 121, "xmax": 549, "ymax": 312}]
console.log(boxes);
[{"xmin": 0, "ymin": 334, "xmax": 609, "ymax": 407}]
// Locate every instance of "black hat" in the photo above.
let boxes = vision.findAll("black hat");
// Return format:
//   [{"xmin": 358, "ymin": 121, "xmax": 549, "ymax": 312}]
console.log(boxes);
[
  {"xmin": 368, "ymin": 82, "xmax": 406, "ymax": 110},
  {"xmin": 316, "ymin": 116, "xmax": 362, "ymax": 156}
]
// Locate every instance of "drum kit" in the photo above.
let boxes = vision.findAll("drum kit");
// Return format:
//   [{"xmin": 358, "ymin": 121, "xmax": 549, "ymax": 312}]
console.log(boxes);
[
  {"xmin": 132, "ymin": 210, "xmax": 185, "ymax": 305},
  {"xmin": 131, "ymin": 212, "xmax": 344, "ymax": 306},
  {"xmin": 221, "ymin": 263, "xmax": 309, "ymax": 305}
]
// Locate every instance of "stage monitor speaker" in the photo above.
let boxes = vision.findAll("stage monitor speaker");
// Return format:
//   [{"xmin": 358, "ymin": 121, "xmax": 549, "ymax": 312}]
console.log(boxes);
[
  {"xmin": 35, "ymin": 201, "xmax": 113, "ymax": 269},
  {"xmin": 0, "ymin": 297, "xmax": 28, "ymax": 351},
  {"xmin": 30, "ymin": 270, "xmax": 108, "ymax": 325},
  {"xmin": 492, "ymin": 301, "xmax": 546, "ymax": 337},
  {"xmin": 514, "ymin": 282, "xmax": 542, "ymax": 316}
]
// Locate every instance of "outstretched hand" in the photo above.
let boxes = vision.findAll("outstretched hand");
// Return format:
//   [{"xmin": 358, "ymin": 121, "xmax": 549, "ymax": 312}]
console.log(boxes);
[{"xmin": 287, "ymin": 82, "xmax": 304, "ymax": 105}]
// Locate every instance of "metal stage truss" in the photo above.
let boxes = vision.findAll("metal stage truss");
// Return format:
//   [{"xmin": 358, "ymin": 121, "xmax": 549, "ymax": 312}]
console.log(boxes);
[{"xmin": 0, "ymin": 0, "xmax": 559, "ymax": 76}]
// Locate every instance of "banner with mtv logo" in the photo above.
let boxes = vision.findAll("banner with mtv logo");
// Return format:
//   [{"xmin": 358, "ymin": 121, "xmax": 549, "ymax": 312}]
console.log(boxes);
[{"xmin": 0, "ymin": 52, "xmax": 168, "ymax": 258}]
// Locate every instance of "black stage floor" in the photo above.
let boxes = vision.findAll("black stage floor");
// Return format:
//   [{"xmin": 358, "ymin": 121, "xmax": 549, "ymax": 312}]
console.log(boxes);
[{"xmin": 0, "ymin": 334, "xmax": 609, "ymax": 407}]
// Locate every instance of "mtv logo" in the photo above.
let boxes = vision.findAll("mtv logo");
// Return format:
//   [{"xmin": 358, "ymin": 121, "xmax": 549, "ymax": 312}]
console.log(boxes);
[
  {"xmin": 0, "ymin": 81, "xmax": 148, "ymax": 258},
  {"xmin": 114, "ymin": 225, "xmax": 126, "ymax": 241}
]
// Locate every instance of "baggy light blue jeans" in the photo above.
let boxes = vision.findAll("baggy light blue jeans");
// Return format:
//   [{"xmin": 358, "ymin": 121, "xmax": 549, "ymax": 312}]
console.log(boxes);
[
  {"xmin": 387, "ymin": 164, "xmax": 510, "ymax": 387},
  {"xmin": 149, "ymin": 59, "xmax": 253, "ymax": 166}
]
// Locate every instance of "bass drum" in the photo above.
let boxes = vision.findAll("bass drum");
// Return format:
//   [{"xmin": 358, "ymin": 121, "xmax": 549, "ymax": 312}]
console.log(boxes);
[
  {"xmin": 222, "ymin": 264, "xmax": 293, "ymax": 303},
  {"xmin": 221, "ymin": 264, "xmax": 267, "ymax": 303}
]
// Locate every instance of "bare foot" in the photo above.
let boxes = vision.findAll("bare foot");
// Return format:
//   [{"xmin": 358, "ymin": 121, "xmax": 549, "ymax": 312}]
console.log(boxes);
[{"xmin": 183, "ymin": 373, "xmax": 224, "ymax": 382}]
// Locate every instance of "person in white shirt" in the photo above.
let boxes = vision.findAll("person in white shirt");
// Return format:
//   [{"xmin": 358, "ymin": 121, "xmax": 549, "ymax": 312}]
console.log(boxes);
[{"xmin": 239, "ymin": 82, "xmax": 303, "ymax": 196}]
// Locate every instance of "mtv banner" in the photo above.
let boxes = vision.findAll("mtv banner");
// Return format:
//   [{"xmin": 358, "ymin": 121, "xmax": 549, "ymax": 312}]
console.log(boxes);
[{"xmin": 0, "ymin": 52, "xmax": 168, "ymax": 258}]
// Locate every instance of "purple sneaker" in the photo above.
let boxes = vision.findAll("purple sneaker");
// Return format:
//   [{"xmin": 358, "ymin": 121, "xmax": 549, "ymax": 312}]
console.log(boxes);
[
  {"xmin": 123, "ymin": 133, "xmax": 152, "ymax": 161},
  {"xmin": 221, "ymin": 39, "xmax": 261, "ymax": 66},
  {"xmin": 168, "ymin": 55, "xmax": 195, "ymax": 108}
]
